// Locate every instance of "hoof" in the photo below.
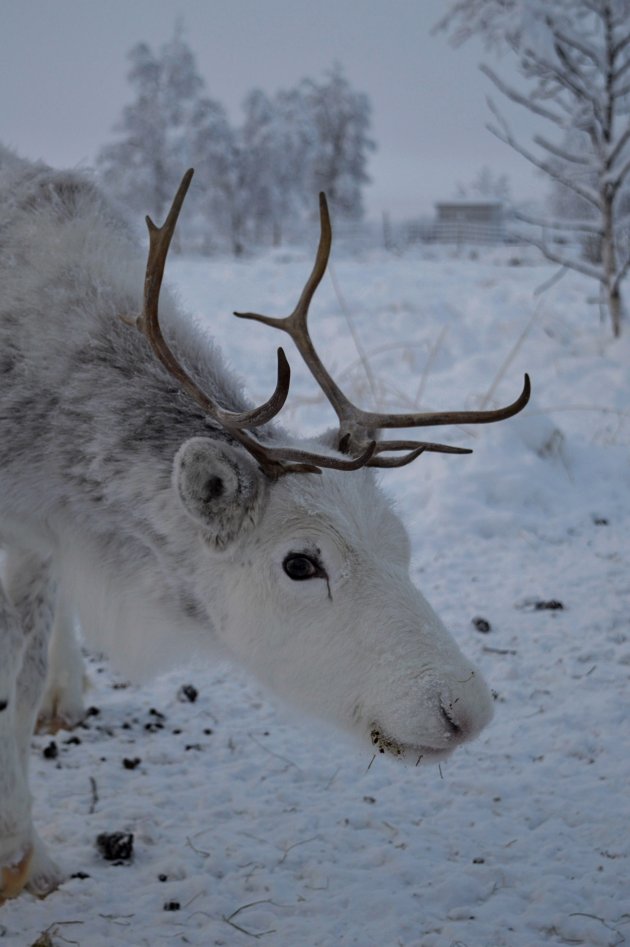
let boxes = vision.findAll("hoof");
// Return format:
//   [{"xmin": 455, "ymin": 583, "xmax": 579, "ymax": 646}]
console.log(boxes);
[
  {"xmin": 0, "ymin": 848, "xmax": 33, "ymax": 903},
  {"xmin": 36, "ymin": 713, "xmax": 78, "ymax": 735},
  {"xmin": 37, "ymin": 698, "xmax": 86, "ymax": 734},
  {"xmin": 25, "ymin": 838, "xmax": 64, "ymax": 899}
]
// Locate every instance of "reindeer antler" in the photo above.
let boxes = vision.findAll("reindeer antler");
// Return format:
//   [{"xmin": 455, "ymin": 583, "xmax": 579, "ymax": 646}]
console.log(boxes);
[
  {"xmin": 128, "ymin": 170, "xmax": 529, "ymax": 478},
  {"xmin": 128, "ymin": 169, "xmax": 376, "ymax": 478},
  {"xmin": 235, "ymin": 192, "xmax": 531, "ymax": 468}
]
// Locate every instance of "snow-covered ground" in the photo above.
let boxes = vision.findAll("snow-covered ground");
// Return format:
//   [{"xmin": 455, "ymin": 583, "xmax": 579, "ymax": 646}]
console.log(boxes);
[{"xmin": 4, "ymin": 246, "xmax": 629, "ymax": 946}]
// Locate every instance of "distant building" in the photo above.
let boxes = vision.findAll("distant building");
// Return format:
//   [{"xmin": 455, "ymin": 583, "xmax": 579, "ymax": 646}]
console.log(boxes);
[{"xmin": 433, "ymin": 201, "xmax": 506, "ymax": 244}]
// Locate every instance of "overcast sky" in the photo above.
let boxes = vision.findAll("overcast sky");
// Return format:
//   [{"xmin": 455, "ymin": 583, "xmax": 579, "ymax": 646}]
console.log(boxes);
[{"xmin": 1, "ymin": 0, "xmax": 543, "ymax": 219}]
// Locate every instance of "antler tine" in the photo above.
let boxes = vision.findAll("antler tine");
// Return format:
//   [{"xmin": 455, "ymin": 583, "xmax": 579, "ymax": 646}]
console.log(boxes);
[
  {"xmin": 234, "ymin": 193, "xmax": 358, "ymax": 432},
  {"xmin": 359, "ymin": 373, "xmax": 532, "ymax": 432},
  {"xmin": 367, "ymin": 440, "xmax": 471, "ymax": 469},
  {"xmin": 235, "ymin": 193, "xmax": 531, "ymax": 461},
  {"xmin": 137, "ymin": 168, "xmax": 291, "ymax": 431}
]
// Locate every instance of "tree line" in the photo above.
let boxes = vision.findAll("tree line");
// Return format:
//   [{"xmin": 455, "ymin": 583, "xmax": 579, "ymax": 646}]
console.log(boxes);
[{"xmin": 98, "ymin": 27, "xmax": 375, "ymax": 255}]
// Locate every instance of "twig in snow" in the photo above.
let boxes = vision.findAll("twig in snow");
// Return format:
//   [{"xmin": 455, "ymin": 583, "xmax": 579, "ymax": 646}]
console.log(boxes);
[
  {"xmin": 32, "ymin": 922, "xmax": 84, "ymax": 947},
  {"xmin": 278, "ymin": 835, "xmax": 321, "ymax": 865},
  {"xmin": 88, "ymin": 777, "xmax": 98, "ymax": 814},
  {"xmin": 248, "ymin": 732, "xmax": 303, "ymax": 772},
  {"xmin": 222, "ymin": 899, "xmax": 277, "ymax": 939},
  {"xmin": 185, "ymin": 835, "xmax": 211, "ymax": 858},
  {"xmin": 568, "ymin": 912, "xmax": 629, "ymax": 945}
]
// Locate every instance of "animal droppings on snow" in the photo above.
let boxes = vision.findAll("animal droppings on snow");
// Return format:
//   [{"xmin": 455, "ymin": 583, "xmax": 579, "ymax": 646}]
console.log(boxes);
[
  {"xmin": 516, "ymin": 597, "xmax": 566, "ymax": 612},
  {"xmin": 96, "ymin": 831, "xmax": 134, "ymax": 862},
  {"xmin": 122, "ymin": 757, "xmax": 141, "ymax": 770},
  {"xmin": 177, "ymin": 683, "xmax": 199, "ymax": 702},
  {"xmin": 42, "ymin": 741, "xmax": 58, "ymax": 760}
]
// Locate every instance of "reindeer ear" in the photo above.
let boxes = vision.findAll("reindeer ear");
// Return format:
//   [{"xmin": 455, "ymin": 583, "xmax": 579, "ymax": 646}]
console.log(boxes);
[{"xmin": 173, "ymin": 438, "xmax": 265, "ymax": 550}]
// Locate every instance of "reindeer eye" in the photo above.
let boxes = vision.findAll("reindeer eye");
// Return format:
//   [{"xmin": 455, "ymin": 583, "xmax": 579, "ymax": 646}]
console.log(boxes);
[{"xmin": 283, "ymin": 553, "xmax": 325, "ymax": 581}]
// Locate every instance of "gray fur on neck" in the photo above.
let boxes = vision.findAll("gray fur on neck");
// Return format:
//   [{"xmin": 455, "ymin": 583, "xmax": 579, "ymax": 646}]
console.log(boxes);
[{"xmin": 0, "ymin": 149, "xmax": 254, "ymax": 561}]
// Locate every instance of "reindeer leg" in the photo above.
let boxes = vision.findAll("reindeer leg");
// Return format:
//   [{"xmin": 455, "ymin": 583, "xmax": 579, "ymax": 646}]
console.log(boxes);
[
  {"xmin": 0, "ymin": 568, "xmax": 35, "ymax": 903},
  {"xmin": 0, "ymin": 551, "xmax": 63, "ymax": 901},
  {"xmin": 38, "ymin": 585, "xmax": 87, "ymax": 734}
]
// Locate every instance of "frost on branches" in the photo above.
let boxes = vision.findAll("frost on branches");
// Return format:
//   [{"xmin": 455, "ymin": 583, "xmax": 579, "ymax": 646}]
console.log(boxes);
[
  {"xmin": 98, "ymin": 28, "xmax": 374, "ymax": 255},
  {"xmin": 439, "ymin": 0, "xmax": 630, "ymax": 337}
]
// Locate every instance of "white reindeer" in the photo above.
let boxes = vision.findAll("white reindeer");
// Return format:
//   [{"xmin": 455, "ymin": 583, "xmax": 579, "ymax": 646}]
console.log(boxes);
[{"xmin": 0, "ymin": 148, "xmax": 530, "ymax": 901}]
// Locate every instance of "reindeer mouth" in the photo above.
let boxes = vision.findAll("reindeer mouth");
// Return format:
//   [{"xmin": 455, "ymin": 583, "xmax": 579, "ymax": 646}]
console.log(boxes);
[{"xmin": 370, "ymin": 726, "xmax": 456, "ymax": 766}]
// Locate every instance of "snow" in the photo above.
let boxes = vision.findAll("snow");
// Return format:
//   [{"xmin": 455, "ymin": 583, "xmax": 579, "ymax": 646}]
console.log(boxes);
[{"xmin": 4, "ymin": 247, "xmax": 629, "ymax": 946}]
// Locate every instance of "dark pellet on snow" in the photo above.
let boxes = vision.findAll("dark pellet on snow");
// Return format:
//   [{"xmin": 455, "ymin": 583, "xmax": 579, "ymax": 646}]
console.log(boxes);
[
  {"xmin": 164, "ymin": 901, "xmax": 181, "ymax": 911},
  {"xmin": 535, "ymin": 599, "xmax": 564, "ymax": 610},
  {"xmin": 43, "ymin": 741, "xmax": 58, "ymax": 760},
  {"xmin": 178, "ymin": 683, "xmax": 198, "ymax": 703},
  {"xmin": 472, "ymin": 616, "xmax": 492, "ymax": 633},
  {"xmin": 122, "ymin": 757, "xmax": 141, "ymax": 770},
  {"xmin": 96, "ymin": 831, "xmax": 134, "ymax": 862}
]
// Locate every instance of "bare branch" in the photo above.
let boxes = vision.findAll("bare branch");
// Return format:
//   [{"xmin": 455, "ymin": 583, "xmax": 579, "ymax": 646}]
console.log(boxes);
[
  {"xmin": 527, "ymin": 45, "xmax": 599, "ymax": 112},
  {"xmin": 532, "ymin": 134, "xmax": 593, "ymax": 165},
  {"xmin": 612, "ymin": 56, "xmax": 630, "ymax": 87},
  {"xmin": 612, "ymin": 251, "xmax": 630, "ymax": 295},
  {"xmin": 612, "ymin": 27, "xmax": 630, "ymax": 60},
  {"xmin": 514, "ymin": 209, "xmax": 603, "ymax": 236},
  {"xmin": 608, "ymin": 126, "xmax": 630, "ymax": 170},
  {"xmin": 480, "ymin": 64, "xmax": 566, "ymax": 124},
  {"xmin": 554, "ymin": 26, "xmax": 603, "ymax": 69},
  {"xmin": 612, "ymin": 153, "xmax": 630, "ymax": 190},
  {"xmin": 525, "ymin": 233, "xmax": 604, "ymax": 282},
  {"xmin": 486, "ymin": 109, "xmax": 601, "ymax": 209}
]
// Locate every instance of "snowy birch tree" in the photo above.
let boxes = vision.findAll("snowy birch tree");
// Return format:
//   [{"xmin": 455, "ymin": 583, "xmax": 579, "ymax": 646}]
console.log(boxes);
[
  {"xmin": 189, "ymin": 97, "xmax": 250, "ymax": 256},
  {"xmin": 98, "ymin": 24, "xmax": 206, "ymax": 230},
  {"xmin": 240, "ymin": 87, "xmax": 316, "ymax": 244},
  {"xmin": 439, "ymin": 0, "xmax": 630, "ymax": 337},
  {"xmin": 301, "ymin": 64, "xmax": 376, "ymax": 219},
  {"xmin": 98, "ymin": 41, "xmax": 174, "ymax": 220}
]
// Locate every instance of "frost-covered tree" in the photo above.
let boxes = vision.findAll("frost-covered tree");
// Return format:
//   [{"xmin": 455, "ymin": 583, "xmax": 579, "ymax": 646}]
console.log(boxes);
[
  {"xmin": 300, "ymin": 64, "xmax": 375, "ymax": 219},
  {"xmin": 100, "ymin": 41, "xmax": 375, "ymax": 253},
  {"xmin": 439, "ymin": 0, "xmax": 630, "ymax": 337},
  {"xmin": 188, "ymin": 95, "xmax": 243, "ymax": 254},
  {"xmin": 240, "ymin": 87, "xmax": 316, "ymax": 244},
  {"xmin": 457, "ymin": 166, "xmax": 512, "ymax": 202},
  {"xmin": 98, "ymin": 23, "xmax": 206, "ymax": 228},
  {"xmin": 98, "ymin": 42, "xmax": 173, "ymax": 220}
]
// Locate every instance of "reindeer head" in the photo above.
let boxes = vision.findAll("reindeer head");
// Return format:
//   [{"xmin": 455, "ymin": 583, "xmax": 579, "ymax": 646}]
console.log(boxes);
[{"xmin": 128, "ymin": 170, "xmax": 529, "ymax": 762}]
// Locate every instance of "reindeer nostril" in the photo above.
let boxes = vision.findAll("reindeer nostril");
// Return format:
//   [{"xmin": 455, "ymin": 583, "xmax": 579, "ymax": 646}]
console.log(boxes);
[{"xmin": 440, "ymin": 702, "xmax": 463, "ymax": 737}]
